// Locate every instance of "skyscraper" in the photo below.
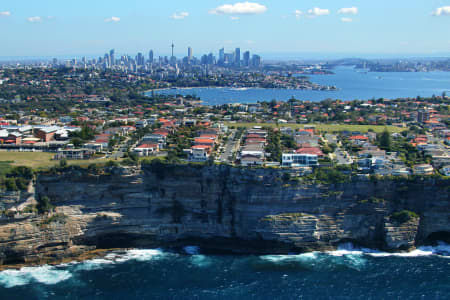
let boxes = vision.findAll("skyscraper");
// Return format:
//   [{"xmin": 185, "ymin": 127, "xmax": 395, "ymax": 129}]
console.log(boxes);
[
  {"xmin": 235, "ymin": 48, "xmax": 241, "ymax": 66},
  {"xmin": 219, "ymin": 48, "xmax": 225, "ymax": 64},
  {"xmin": 137, "ymin": 52, "xmax": 144, "ymax": 66},
  {"xmin": 417, "ymin": 110, "xmax": 430, "ymax": 123},
  {"xmin": 170, "ymin": 42, "xmax": 176, "ymax": 65},
  {"xmin": 109, "ymin": 49, "xmax": 115, "ymax": 66},
  {"xmin": 104, "ymin": 53, "xmax": 110, "ymax": 68},
  {"xmin": 243, "ymin": 51, "xmax": 250, "ymax": 67},
  {"xmin": 188, "ymin": 47, "xmax": 193, "ymax": 61},
  {"xmin": 252, "ymin": 54, "xmax": 261, "ymax": 68},
  {"xmin": 149, "ymin": 50, "xmax": 154, "ymax": 64}
]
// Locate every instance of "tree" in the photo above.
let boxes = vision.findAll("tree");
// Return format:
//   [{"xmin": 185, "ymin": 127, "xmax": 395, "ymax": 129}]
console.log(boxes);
[
  {"xmin": 59, "ymin": 158, "xmax": 68, "ymax": 168},
  {"xmin": 37, "ymin": 196, "xmax": 53, "ymax": 214},
  {"xmin": 70, "ymin": 137, "xmax": 83, "ymax": 148},
  {"xmin": 378, "ymin": 129, "xmax": 391, "ymax": 151}
]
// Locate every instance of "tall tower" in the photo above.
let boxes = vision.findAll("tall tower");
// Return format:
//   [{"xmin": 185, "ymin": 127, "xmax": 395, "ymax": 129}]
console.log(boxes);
[
  {"xmin": 149, "ymin": 50, "xmax": 154, "ymax": 64},
  {"xmin": 188, "ymin": 47, "xmax": 193, "ymax": 60},
  {"xmin": 235, "ymin": 48, "xmax": 241, "ymax": 66},
  {"xmin": 109, "ymin": 49, "xmax": 115, "ymax": 66},
  {"xmin": 170, "ymin": 42, "xmax": 176, "ymax": 65}
]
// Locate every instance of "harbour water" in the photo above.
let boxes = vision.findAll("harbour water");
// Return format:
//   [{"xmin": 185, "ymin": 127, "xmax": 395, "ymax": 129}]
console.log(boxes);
[
  {"xmin": 150, "ymin": 66, "xmax": 450, "ymax": 105},
  {"xmin": 0, "ymin": 243, "xmax": 449, "ymax": 299}
]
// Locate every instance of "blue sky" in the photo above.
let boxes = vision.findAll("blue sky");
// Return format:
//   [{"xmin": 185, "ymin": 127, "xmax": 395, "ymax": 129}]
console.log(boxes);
[{"xmin": 1, "ymin": 1, "xmax": 450, "ymax": 59}]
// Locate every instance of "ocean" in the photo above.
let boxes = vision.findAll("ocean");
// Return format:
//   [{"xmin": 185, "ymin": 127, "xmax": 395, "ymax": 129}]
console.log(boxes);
[
  {"xmin": 150, "ymin": 66, "xmax": 450, "ymax": 105},
  {"xmin": 0, "ymin": 243, "xmax": 449, "ymax": 299}
]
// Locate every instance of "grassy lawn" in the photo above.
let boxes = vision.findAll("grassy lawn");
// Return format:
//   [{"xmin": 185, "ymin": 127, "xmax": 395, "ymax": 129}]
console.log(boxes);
[
  {"xmin": 0, "ymin": 152, "xmax": 56, "ymax": 169},
  {"xmin": 225, "ymin": 122, "xmax": 405, "ymax": 133},
  {"xmin": 0, "ymin": 161, "xmax": 13, "ymax": 176},
  {"xmin": 0, "ymin": 151, "xmax": 122, "ymax": 170}
]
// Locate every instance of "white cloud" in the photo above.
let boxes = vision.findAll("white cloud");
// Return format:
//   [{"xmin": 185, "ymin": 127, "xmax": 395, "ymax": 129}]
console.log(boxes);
[
  {"xmin": 294, "ymin": 10, "xmax": 303, "ymax": 19},
  {"xmin": 230, "ymin": 16, "xmax": 240, "ymax": 20},
  {"xmin": 210, "ymin": 2, "xmax": 267, "ymax": 15},
  {"xmin": 307, "ymin": 7, "xmax": 330, "ymax": 17},
  {"xmin": 0, "ymin": 11, "xmax": 11, "ymax": 17},
  {"xmin": 338, "ymin": 7, "xmax": 358, "ymax": 15},
  {"xmin": 432, "ymin": 6, "xmax": 450, "ymax": 16},
  {"xmin": 171, "ymin": 12, "xmax": 189, "ymax": 20},
  {"xmin": 341, "ymin": 17, "xmax": 353, "ymax": 23},
  {"xmin": 104, "ymin": 16, "xmax": 120, "ymax": 22},
  {"xmin": 27, "ymin": 16, "xmax": 42, "ymax": 23}
]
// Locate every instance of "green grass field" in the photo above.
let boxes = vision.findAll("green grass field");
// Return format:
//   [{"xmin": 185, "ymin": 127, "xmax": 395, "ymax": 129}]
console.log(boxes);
[
  {"xmin": 0, "ymin": 151, "xmax": 122, "ymax": 170},
  {"xmin": 225, "ymin": 122, "xmax": 405, "ymax": 133},
  {"xmin": 0, "ymin": 152, "xmax": 56, "ymax": 169}
]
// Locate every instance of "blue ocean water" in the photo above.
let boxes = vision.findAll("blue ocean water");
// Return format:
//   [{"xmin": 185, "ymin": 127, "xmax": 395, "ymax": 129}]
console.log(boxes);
[
  {"xmin": 1, "ymin": 243, "xmax": 449, "ymax": 299},
  {"xmin": 150, "ymin": 66, "xmax": 450, "ymax": 105}
]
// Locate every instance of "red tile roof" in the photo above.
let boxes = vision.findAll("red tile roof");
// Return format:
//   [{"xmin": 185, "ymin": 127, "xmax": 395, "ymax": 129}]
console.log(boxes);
[
  {"xmin": 137, "ymin": 143, "xmax": 158, "ymax": 149},
  {"xmin": 349, "ymin": 135, "xmax": 368, "ymax": 140}
]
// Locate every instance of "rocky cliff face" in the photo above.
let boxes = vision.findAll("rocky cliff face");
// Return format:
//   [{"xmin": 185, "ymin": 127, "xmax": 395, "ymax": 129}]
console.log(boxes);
[{"xmin": 0, "ymin": 164, "xmax": 448, "ymax": 266}]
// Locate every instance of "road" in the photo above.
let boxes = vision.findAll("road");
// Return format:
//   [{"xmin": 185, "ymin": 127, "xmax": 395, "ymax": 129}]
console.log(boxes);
[
  {"xmin": 112, "ymin": 137, "xmax": 132, "ymax": 159},
  {"xmin": 219, "ymin": 130, "xmax": 239, "ymax": 163},
  {"xmin": 334, "ymin": 148, "xmax": 353, "ymax": 165}
]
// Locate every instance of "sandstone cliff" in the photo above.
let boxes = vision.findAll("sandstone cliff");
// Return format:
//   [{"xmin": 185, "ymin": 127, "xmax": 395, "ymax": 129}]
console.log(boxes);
[{"xmin": 0, "ymin": 164, "xmax": 448, "ymax": 266}]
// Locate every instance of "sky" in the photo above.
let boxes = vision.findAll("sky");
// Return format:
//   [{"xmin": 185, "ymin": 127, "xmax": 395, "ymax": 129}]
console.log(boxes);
[{"xmin": 1, "ymin": 1, "xmax": 450, "ymax": 59}]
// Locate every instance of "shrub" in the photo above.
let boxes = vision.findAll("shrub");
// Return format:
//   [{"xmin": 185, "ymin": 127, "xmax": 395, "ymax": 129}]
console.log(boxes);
[
  {"xmin": 37, "ymin": 196, "xmax": 53, "ymax": 214},
  {"xmin": 390, "ymin": 210, "xmax": 419, "ymax": 223},
  {"xmin": 59, "ymin": 158, "xmax": 68, "ymax": 168},
  {"xmin": 41, "ymin": 213, "xmax": 68, "ymax": 225},
  {"xmin": 5, "ymin": 178, "xmax": 18, "ymax": 191}
]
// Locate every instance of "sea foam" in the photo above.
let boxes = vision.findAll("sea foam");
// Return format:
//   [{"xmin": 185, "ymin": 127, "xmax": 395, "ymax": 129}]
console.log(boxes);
[{"xmin": 0, "ymin": 265, "xmax": 72, "ymax": 288}]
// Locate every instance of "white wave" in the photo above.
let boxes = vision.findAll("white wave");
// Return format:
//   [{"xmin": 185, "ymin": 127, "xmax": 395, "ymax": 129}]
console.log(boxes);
[
  {"xmin": 328, "ymin": 242, "xmax": 379, "ymax": 256},
  {"xmin": 183, "ymin": 246, "xmax": 200, "ymax": 255},
  {"xmin": 260, "ymin": 252, "xmax": 318, "ymax": 263},
  {"xmin": 65, "ymin": 249, "xmax": 167, "ymax": 272},
  {"xmin": 190, "ymin": 255, "xmax": 213, "ymax": 267},
  {"xmin": 0, "ymin": 265, "xmax": 71, "ymax": 288},
  {"xmin": 74, "ymin": 258, "xmax": 115, "ymax": 271},
  {"xmin": 334, "ymin": 241, "xmax": 450, "ymax": 258},
  {"xmin": 105, "ymin": 249, "xmax": 165, "ymax": 263}
]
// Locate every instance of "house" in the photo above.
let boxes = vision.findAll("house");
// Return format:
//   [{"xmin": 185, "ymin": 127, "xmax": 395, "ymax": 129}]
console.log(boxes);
[
  {"xmin": 413, "ymin": 164, "xmax": 434, "ymax": 176},
  {"xmin": 440, "ymin": 165, "xmax": 450, "ymax": 176},
  {"xmin": 2, "ymin": 132, "xmax": 22, "ymax": 144},
  {"xmin": 133, "ymin": 143, "xmax": 159, "ymax": 157},
  {"xmin": 142, "ymin": 133, "xmax": 167, "ymax": 148},
  {"xmin": 241, "ymin": 143, "xmax": 265, "ymax": 158},
  {"xmin": 392, "ymin": 168, "xmax": 411, "ymax": 177},
  {"xmin": 348, "ymin": 135, "xmax": 369, "ymax": 146},
  {"xmin": 240, "ymin": 154, "xmax": 264, "ymax": 166},
  {"xmin": 282, "ymin": 153, "xmax": 318, "ymax": 167},
  {"xmin": 358, "ymin": 149, "xmax": 386, "ymax": 159},
  {"xmin": 295, "ymin": 145, "xmax": 324, "ymax": 157},
  {"xmin": 187, "ymin": 145, "xmax": 211, "ymax": 162},
  {"xmin": 60, "ymin": 116, "xmax": 73, "ymax": 123},
  {"xmin": 83, "ymin": 142, "xmax": 104, "ymax": 152},
  {"xmin": 194, "ymin": 138, "xmax": 215, "ymax": 147},
  {"xmin": 35, "ymin": 126, "xmax": 59, "ymax": 142},
  {"xmin": 280, "ymin": 127, "xmax": 294, "ymax": 136},
  {"xmin": 135, "ymin": 120, "xmax": 148, "ymax": 129},
  {"xmin": 55, "ymin": 149, "xmax": 93, "ymax": 160},
  {"xmin": 93, "ymin": 134, "xmax": 111, "ymax": 148}
]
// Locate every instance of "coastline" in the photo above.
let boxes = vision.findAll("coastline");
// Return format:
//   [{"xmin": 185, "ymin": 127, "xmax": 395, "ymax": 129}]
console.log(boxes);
[
  {"xmin": 0, "ymin": 241, "xmax": 448, "ymax": 272},
  {"xmin": 145, "ymin": 85, "xmax": 338, "ymax": 94}
]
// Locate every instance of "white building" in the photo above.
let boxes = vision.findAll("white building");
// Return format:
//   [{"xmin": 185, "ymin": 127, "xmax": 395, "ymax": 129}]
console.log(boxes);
[{"xmin": 282, "ymin": 153, "xmax": 318, "ymax": 167}]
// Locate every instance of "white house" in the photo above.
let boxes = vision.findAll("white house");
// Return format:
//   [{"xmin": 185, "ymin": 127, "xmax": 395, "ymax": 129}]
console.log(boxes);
[
  {"xmin": 282, "ymin": 153, "xmax": 318, "ymax": 167},
  {"xmin": 440, "ymin": 165, "xmax": 450, "ymax": 176}
]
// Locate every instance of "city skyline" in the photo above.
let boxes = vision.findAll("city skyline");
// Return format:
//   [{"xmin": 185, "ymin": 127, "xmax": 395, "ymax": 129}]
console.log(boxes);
[
  {"xmin": 43, "ymin": 45, "xmax": 262, "ymax": 71},
  {"xmin": 0, "ymin": 1, "xmax": 450, "ymax": 58}
]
